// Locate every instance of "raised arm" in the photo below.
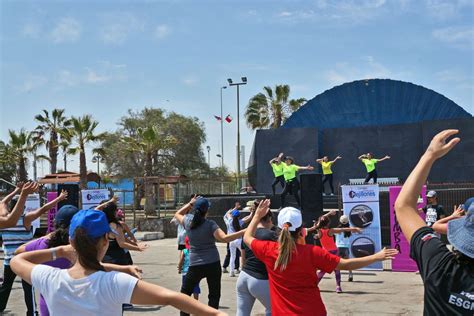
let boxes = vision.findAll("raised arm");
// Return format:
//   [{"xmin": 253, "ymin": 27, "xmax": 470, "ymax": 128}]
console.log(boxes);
[
  {"xmin": 376, "ymin": 155, "xmax": 391, "ymax": 162},
  {"xmin": 213, "ymin": 228, "xmax": 246, "ymax": 243},
  {"xmin": 330, "ymin": 156, "xmax": 342, "ymax": 164},
  {"xmin": 395, "ymin": 130, "xmax": 460, "ymax": 242},
  {"xmin": 95, "ymin": 195, "xmax": 118, "ymax": 210},
  {"xmin": 24, "ymin": 190, "xmax": 68, "ymax": 228},
  {"xmin": 337, "ymin": 247, "xmax": 398, "ymax": 270},
  {"xmin": 0, "ymin": 182, "xmax": 39, "ymax": 229},
  {"xmin": 113, "ymin": 224, "xmax": 148, "ymax": 252},
  {"xmin": 243, "ymin": 200, "xmax": 271, "ymax": 249},
  {"xmin": 315, "ymin": 158, "xmax": 323, "ymax": 164},
  {"xmin": 432, "ymin": 205, "xmax": 465, "ymax": 235},
  {"xmin": 358, "ymin": 154, "xmax": 367, "ymax": 160},
  {"xmin": 1, "ymin": 182, "xmax": 23, "ymax": 205},
  {"xmin": 297, "ymin": 165, "xmax": 314, "ymax": 171},
  {"xmin": 174, "ymin": 195, "xmax": 200, "ymax": 226},
  {"xmin": 329, "ymin": 227, "xmax": 362, "ymax": 236}
]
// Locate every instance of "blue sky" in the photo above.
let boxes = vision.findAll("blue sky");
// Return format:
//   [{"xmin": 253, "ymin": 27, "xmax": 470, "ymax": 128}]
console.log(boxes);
[{"xmin": 1, "ymin": 0, "xmax": 473, "ymax": 178}]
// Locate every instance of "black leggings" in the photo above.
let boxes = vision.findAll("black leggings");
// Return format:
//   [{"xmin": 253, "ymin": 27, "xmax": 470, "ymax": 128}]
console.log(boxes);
[
  {"xmin": 271, "ymin": 175, "xmax": 285, "ymax": 195},
  {"xmin": 280, "ymin": 178, "xmax": 301, "ymax": 207},
  {"xmin": 222, "ymin": 243, "xmax": 240, "ymax": 269},
  {"xmin": 0, "ymin": 265, "xmax": 36, "ymax": 315},
  {"xmin": 322, "ymin": 174, "xmax": 334, "ymax": 194},
  {"xmin": 181, "ymin": 261, "xmax": 222, "ymax": 315},
  {"xmin": 364, "ymin": 170, "xmax": 378, "ymax": 184}
]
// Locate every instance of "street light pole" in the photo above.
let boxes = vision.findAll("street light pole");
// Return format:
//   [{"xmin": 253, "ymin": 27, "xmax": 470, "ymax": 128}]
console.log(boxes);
[
  {"xmin": 92, "ymin": 154, "xmax": 103, "ymax": 188},
  {"xmin": 227, "ymin": 77, "xmax": 247, "ymax": 190},
  {"xmin": 220, "ymin": 86, "xmax": 226, "ymax": 169}
]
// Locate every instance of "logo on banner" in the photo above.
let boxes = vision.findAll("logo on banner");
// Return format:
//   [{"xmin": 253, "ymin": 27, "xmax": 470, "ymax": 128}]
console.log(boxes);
[
  {"xmin": 86, "ymin": 192, "xmax": 107, "ymax": 201},
  {"xmin": 349, "ymin": 204, "xmax": 374, "ymax": 228},
  {"xmin": 348, "ymin": 190, "xmax": 376, "ymax": 199}
]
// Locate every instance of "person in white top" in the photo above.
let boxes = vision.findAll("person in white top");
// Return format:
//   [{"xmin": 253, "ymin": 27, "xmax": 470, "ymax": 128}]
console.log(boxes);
[{"xmin": 10, "ymin": 209, "xmax": 226, "ymax": 316}]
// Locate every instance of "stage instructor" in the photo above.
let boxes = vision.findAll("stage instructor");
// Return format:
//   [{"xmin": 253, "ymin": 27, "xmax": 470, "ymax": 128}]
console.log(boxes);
[{"xmin": 358, "ymin": 153, "xmax": 390, "ymax": 184}]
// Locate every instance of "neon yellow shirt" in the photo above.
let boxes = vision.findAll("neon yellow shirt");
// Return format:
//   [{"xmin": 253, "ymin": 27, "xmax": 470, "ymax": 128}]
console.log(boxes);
[
  {"xmin": 362, "ymin": 159, "xmax": 377, "ymax": 173},
  {"xmin": 283, "ymin": 164, "xmax": 299, "ymax": 181},
  {"xmin": 271, "ymin": 162, "xmax": 284, "ymax": 177},
  {"xmin": 321, "ymin": 161, "xmax": 333, "ymax": 175}
]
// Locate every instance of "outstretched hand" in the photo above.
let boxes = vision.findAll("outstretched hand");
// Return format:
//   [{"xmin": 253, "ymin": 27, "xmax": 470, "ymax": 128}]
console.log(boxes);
[
  {"xmin": 426, "ymin": 129, "xmax": 460, "ymax": 160},
  {"xmin": 58, "ymin": 190, "xmax": 68, "ymax": 201},
  {"xmin": 452, "ymin": 205, "xmax": 465, "ymax": 218},
  {"xmin": 255, "ymin": 199, "xmax": 271, "ymax": 219},
  {"xmin": 374, "ymin": 247, "xmax": 398, "ymax": 261},
  {"xmin": 21, "ymin": 182, "xmax": 39, "ymax": 195},
  {"xmin": 189, "ymin": 194, "xmax": 202, "ymax": 205}
]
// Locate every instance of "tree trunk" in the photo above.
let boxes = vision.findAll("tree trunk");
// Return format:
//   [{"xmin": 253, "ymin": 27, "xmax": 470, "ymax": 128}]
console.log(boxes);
[
  {"xmin": 18, "ymin": 157, "xmax": 28, "ymax": 182},
  {"xmin": 144, "ymin": 152, "xmax": 156, "ymax": 216},
  {"xmin": 79, "ymin": 145, "xmax": 87, "ymax": 189},
  {"xmin": 63, "ymin": 153, "xmax": 67, "ymax": 171},
  {"xmin": 33, "ymin": 153, "xmax": 37, "ymax": 181},
  {"xmin": 50, "ymin": 131, "xmax": 58, "ymax": 174}
]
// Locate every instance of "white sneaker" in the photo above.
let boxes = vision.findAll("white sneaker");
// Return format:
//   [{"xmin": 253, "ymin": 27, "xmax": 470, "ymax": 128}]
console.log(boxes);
[
  {"xmin": 222, "ymin": 268, "xmax": 228, "ymax": 273},
  {"xmin": 234, "ymin": 269, "xmax": 240, "ymax": 274}
]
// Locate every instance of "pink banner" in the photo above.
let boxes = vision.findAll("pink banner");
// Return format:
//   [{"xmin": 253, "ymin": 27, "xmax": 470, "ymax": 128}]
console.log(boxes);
[
  {"xmin": 47, "ymin": 192, "xmax": 58, "ymax": 233},
  {"xmin": 389, "ymin": 185, "xmax": 426, "ymax": 272}
]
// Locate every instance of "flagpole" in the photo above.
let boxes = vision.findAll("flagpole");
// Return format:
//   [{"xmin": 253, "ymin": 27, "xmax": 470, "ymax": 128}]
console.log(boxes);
[{"xmin": 220, "ymin": 86, "xmax": 226, "ymax": 170}]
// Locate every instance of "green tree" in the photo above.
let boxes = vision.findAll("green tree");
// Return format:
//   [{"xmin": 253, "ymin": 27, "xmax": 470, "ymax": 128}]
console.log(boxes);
[
  {"xmin": 68, "ymin": 115, "xmax": 105, "ymax": 189},
  {"xmin": 34, "ymin": 109, "xmax": 71, "ymax": 175},
  {"xmin": 58, "ymin": 128, "xmax": 73, "ymax": 172},
  {"xmin": 8, "ymin": 129, "xmax": 32, "ymax": 182},
  {"xmin": 245, "ymin": 84, "xmax": 306, "ymax": 129},
  {"xmin": 0, "ymin": 141, "xmax": 17, "ymax": 185}
]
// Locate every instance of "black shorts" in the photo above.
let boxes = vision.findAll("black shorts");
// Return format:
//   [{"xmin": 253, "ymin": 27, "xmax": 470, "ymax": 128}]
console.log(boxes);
[
  {"xmin": 178, "ymin": 244, "xmax": 186, "ymax": 250},
  {"xmin": 338, "ymin": 247, "xmax": 350, "ymax": 259}
]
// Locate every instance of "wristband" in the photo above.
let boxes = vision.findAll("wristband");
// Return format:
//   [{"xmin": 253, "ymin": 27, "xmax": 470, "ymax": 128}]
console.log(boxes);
[{"xmin": 51, "ymin": 248, "xmax": 57, "ymax": 261}]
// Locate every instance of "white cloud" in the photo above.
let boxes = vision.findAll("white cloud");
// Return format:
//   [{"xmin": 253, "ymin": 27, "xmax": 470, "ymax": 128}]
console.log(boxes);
[
  {"xmin": 99, "ymin": 12, "xmax": 145, "ymax": 45},
  {"xmin": 324, "ymin": 56, "xmax": 393, "ymax": 86},
  {"xmin": 154, "ymin": 24, "xmax": 171, "ymax": 39},
  {"xmin": 57, "ymin": 70, "xmax": 79, "ymax": 86},
  {"xmin": 16, "ymin": 75, "xmax": 48, "ymax": 93},
  {"xmin": 424, "ymin": 0, "xmax": 472, "ymax": 20},
  {"xmin": 50, "ymin": 17, "xmax": 82, "ymax": 43},
  {"xmin": 432, "ymin": 26, "xmax": 474, "ymax": 49}
]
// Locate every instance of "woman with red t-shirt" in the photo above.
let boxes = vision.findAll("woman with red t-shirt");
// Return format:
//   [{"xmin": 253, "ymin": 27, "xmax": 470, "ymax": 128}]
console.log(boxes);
[
  {"xmin": 314, "ymin": 212, "xmax": 361, "ymax": 293},
  {"xmin": 243, "ymin": 201, "xmax": 397, "ymax": 316}
]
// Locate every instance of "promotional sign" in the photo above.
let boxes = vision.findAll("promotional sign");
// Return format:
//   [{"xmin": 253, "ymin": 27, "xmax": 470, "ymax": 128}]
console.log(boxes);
[
  {"xmin": 341, "ymin": 185, "xmax": 382, "ymax": 270},
  {"xmin": 24, "ymin": 194, "xmax": 41, "ymax": 234},
  {"xmin": 47, "ymin": 192, "xmax": 58, "ymax": 233},
  {"xmin": 389, "ymin": 185, "xmax": 427, "ymax": 272},
  {"xmin": 81, "ymin": 189, "xmax": 110, "ymax": 209}
]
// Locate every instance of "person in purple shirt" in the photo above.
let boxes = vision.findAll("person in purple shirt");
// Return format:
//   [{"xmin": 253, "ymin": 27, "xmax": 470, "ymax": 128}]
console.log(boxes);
[{"xmin": 15, "ymin": 205, "xmax": 79, "ymax": 316}]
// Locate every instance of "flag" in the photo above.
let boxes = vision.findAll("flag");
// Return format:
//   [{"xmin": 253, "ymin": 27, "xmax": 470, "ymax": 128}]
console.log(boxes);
[
  {"xmin": 225, "ymin": 115, "xmax": 233, "ymax": 123},
  {"xmin": 214, "ymin": 115, "xmax": 222, "ymax": 121}
]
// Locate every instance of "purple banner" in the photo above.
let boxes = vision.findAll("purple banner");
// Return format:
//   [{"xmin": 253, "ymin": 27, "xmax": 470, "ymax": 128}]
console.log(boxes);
[
  {"xmin": 389, "ymin": 186, "xmax": 426, "ymax": 272},
  {"xmin": 47, "ymin": 192, "xmax": 58, "ymax": 233}
]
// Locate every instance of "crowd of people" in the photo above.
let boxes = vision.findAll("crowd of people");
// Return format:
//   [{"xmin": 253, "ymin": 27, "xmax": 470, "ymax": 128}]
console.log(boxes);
[{"xmin": 0, "ymin": 129, "xmax": 472, "ymax": 315}]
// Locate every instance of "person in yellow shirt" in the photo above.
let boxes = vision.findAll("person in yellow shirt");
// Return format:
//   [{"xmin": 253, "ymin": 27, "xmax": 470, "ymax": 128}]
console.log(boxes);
[
  {"xmin": 358, "ymin": 153, "xmax": 390, "ymax": 184},
  {"xmin": 269, "ymin": 153, "xmax": 285, "ymax": 196},
  {"xmin": 280, "ymin": 156, "xmax": 314, "ymax": 207},
  {"xmin": 316, "ymin": 156, "xmax": 342, "ymax": 196}
]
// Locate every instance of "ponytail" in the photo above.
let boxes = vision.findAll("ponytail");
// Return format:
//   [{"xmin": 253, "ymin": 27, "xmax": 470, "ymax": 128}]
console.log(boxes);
[
  {"xmin": 274, "ymin": 225, "xmax": 299, "ymax": 271},
  {"xmin": 232, "ymin": 216, "xmax": 241, "ymax": 232},
  {"xmin": 190, "ymin": 209, "xmax": 206, "ymax": 229},
  {"xmin": 72, "ymin": 228, "xmax": 105, "ymax": 271},
  {"xmin": 48, "ymin": 227, "xmax": 70, "ymax": 248}
]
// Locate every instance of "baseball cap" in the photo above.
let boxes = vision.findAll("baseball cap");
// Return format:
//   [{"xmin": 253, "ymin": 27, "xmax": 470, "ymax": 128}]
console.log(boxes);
[
  {"xmin": 447, "ymin": 200, "xmax": 474, "ymax": 259},
  {"xmin": 278, "ymin": 207, "xmax": 302, "ymax": 231},
  {"xmin": 340, "ymin": 215, "xmax": 349, "ymax": 225},
  {"xmin": 55, "ymin": 205, "xmax": 79, "ymax": 227},
  {"xmin": 246, "ymin": 200, "xmax": 255, "ymax": 207},
  {"xmin": 231, "ymin": 210, "xmax": 240, "ymax": 217},
  {"xmin": 193, "ymin": 198, "xmax": 210, "ymax": 212},
  {"xmin": 426, "ymin": 190, "xmax": 437, "ymax": 198},
  {"xmin": 69, "ymin": 209, "xmax": 115, "ymax": 239},
  {"xmin": 285, "ymin": 156, "xmax": 294, "ymax": 163}
]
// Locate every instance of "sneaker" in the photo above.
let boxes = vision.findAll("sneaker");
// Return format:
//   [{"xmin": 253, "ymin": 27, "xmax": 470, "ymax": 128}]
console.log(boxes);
[
  {"xmin": 348, "ymin": 275, "xmax": 353, "ymax": 282},
  {"xmin": 230, "ymin": 272, "xmax": 236, "ymax": 277},
  {"xmin": 336, "ymin": 286, "xmax": 342, "ymax": 293},
  {"xmin": 222, "ymin": 267, "xmax": 228, "ymax": 273},
  {"xmin": 234, "ymin": 269, "xmax": 240, "ymax": 274},
  {"xmin": 123, "ymin": 304, "xmax": 134, "ymax": 310}
]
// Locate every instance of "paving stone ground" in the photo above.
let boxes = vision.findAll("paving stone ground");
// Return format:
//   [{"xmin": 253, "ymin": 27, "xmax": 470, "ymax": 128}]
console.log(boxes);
[{"xmin": 2, "ymin": 238, "xmax": 424, "ymax": 315}]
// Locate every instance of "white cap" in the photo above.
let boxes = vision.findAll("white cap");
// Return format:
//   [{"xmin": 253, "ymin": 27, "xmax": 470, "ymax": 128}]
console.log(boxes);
[
  {"xmin": 427, "ymin": 190, "xmax": 437, "ymax": 198},
  {"xmin": 340, "ymin": 215, "xmax": 349, "ymax": 225},
  {"xmin": 278, "ymin": 207, "xmax": 302, "ymax": 231}
]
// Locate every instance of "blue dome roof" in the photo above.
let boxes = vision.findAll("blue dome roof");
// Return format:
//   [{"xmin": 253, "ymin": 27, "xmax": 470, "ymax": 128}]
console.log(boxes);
[{"xmin": 282, "ymin": 79, "xmax": 471, "ymax": 129}]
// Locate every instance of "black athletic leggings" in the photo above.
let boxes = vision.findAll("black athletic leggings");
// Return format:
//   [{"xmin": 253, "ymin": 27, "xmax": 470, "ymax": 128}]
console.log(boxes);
[
  {"xmin": 0, "ymin": 265, "xmax": 36, "ymax": 315},
  {"xmin": 271, "ymin": 175, "xmax": 285, "ymax": 195},
  {"xmin": 280, "ymin": 178, "xmax": 301, "ymax": 207},
  {"xmin": 364, "ymin": 170, "xmax": 378, "ymax": 184},
  {"xmin": 222, "ymin": 243, "xmax": 240, "ymax": 269},
  {"xmin": 181, "ymin": 261, "xmax": 222, "ymax": 315},
  {"xmin": 322, "ymin": 174, "xmax": 334, "ymax": 194}
]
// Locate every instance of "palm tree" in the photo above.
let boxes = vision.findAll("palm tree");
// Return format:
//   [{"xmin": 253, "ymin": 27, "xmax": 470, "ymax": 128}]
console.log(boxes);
[
  {"xmin": 0, "ymin": 141, "xmax": 17, "ymax": 184},
  {"xmin": 122, "ymin": 125, "xmax": 176, "ymax": 215},
  {"xmin": 34, "ymin": 109, "xmax": 71, "ymax": 175},
  {"xmin": 29, "ymin": 131, "xmax": 45, "ymax": 181},
  {"xmin": 245, "ymin": 84, "xmax": 306, "ymax": 129},
  {"xmin": 58, "ymin": 128, "xmax": 73, "ymax": 172},
  {"xmin": 8, "ymin": 129, "xmax": 33, "ymax": 182},
  {"xmin": 68, "ymin": 115, "xmax": 105, "ymax": 189}
]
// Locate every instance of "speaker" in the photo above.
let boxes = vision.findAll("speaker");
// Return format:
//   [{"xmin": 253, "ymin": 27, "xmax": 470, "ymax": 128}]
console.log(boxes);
[
  {"xmin": 300, "ymin": 173, "xmax": 323, "ymax": 223},
  {"xmin": 57, "ymin": 184, "xmax": 80, "ymax": 209}
]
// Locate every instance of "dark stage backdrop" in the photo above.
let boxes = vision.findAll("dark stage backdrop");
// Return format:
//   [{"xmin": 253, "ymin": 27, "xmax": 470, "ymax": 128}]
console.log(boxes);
[
  {"xmin": 249, "ymin": 118, "xmax": 474, "ymax": 192},
  {"xmin": 248, "ymin": 128, "xmax": 319, "ymax": 194}
]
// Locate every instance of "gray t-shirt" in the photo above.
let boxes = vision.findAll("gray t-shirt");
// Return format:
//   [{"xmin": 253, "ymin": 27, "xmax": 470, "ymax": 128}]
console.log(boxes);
[{"xmin": 184, "ymin": 214, "xmax": 220, "ymax": 266}]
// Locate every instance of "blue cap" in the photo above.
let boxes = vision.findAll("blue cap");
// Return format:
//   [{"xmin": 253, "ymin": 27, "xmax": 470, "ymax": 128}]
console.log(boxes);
[
  {"xmin": 448, "ymin": 200, "xmax": 474, "ymax": 259},
  {"xmin": 69, "ymin": 210, "xmax": 114, "ymax": 239},
  {"xmin": 193, "ymin": 198, "xmax": 210, "ymax": 212},
  {"xmin": 231, "ymin": 210, "xmax": 240, "ymax": 217},
  {"xmin": 55, "ymin": 205, "xmax": 79, "ymax": 227}
]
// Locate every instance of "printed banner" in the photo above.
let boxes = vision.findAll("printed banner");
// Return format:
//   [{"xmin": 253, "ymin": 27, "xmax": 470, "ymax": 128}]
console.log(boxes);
[
  {"xmin": 47, "ymin": 192, "xmax": 58, "ymax": 233},
  {"xmin": 24, "ymin": 194, "xmax": 41, "ymax": 234},
  {"xmin": 389, "ymin": 185, "xmax": 427, "ymax": 272},
  {"xmin": 81, "ymin": 189, "xmax": 110, "ymax": 209},
  {"xmin": 341, "ymin": 185, "xmax": 382, "ymax": 270}
]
